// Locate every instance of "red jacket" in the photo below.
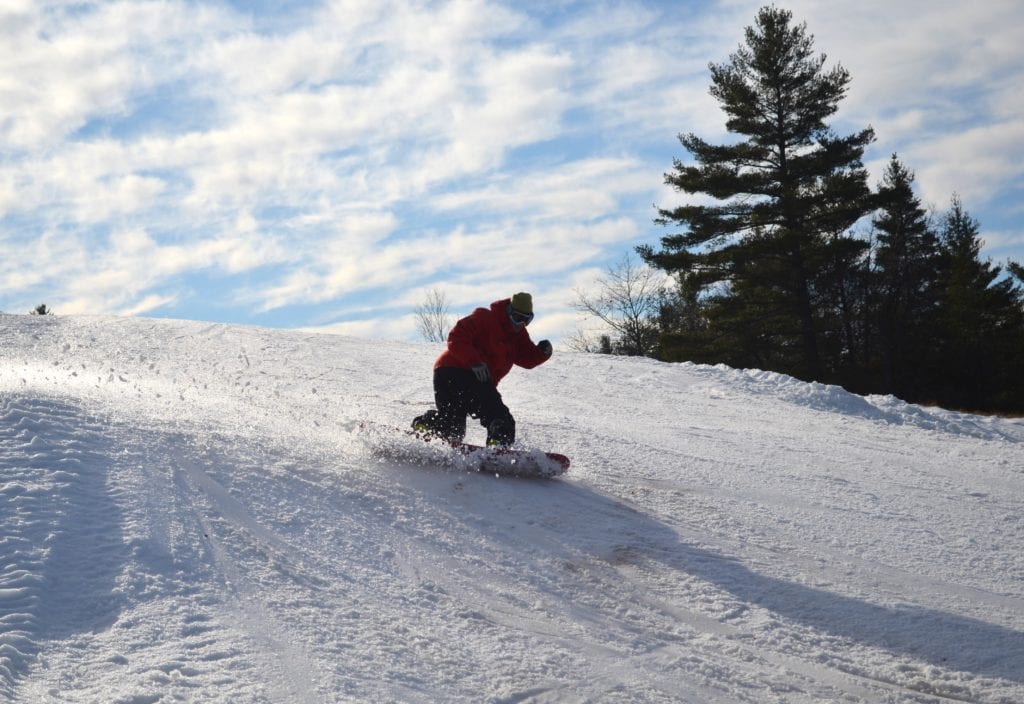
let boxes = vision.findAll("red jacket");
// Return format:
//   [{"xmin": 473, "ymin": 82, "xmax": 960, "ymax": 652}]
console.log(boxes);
[{"xmin": 435, "ymin": 299, "xmax": 550, "ymax": 384}]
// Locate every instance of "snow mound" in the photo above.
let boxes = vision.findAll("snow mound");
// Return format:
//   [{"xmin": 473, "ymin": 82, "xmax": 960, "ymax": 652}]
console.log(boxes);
[{"xmin": 713, "ymin": 365, "xmax": 1023, "ymax": 442}]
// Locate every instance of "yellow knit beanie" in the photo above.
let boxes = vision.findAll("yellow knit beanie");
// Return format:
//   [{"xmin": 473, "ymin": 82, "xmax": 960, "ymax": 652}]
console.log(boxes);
[{"xmin": 510, "ymin": 292, "xmax": 533, "ymax": 315}]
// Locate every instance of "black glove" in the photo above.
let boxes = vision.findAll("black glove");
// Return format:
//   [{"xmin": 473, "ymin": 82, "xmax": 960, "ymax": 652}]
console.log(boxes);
[
  {"xmin": 471, "ymin": 363, "xmax": 491, "ymax": 383},
  {"xmin": 537, "ymin": 339, "xmax": 552, "ymax": 356}
]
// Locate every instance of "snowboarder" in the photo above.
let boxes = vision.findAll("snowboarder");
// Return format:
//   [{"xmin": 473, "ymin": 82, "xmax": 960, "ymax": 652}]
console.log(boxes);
[{"xmin": 412, "ymin": 292, "xmax": 552, "ymax": 448}]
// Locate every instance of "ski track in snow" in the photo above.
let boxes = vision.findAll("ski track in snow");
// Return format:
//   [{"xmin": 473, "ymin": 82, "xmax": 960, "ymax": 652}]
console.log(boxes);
[{"xmin": 1, "ymin": 314, "xmax": 1023, "ymax": 703}]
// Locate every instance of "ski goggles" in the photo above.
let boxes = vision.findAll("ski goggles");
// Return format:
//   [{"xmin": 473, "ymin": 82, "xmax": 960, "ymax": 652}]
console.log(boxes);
[{"xmin": 509, "ymin": 307, "xmax": 534, "ymax": 326}]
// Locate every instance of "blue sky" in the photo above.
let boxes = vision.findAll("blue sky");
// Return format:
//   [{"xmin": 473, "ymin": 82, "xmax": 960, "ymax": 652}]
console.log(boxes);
[{"xmin": 2, "ymin": 0, "xmax": 1022, "ymax": 343}]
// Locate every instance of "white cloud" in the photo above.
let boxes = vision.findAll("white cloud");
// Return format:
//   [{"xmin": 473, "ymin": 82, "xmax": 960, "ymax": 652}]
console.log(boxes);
[
  {"xmin": 302, "ymin": 312, "xmax": 423, "ymax": 341},
  {"xmin": 909, "ymin": 120, "xmax": 1024, "ymax": 207},
  {"xmin": 72, "ymin": 174, "xmax": 167, "ymax": 223},
  {"xmin": 432, "ymin": 157, "xmax": 654, "ymax": 220},
  {"xmin": 0, "ymin": 1, "xmax": 233, "ymax": 149},
  {"xmin": 119, "ymin": 293, "xmax": 179, "ymax": 317},
  {"xmin": 18, "ymin": 224, "xmax": 287, "ymax": 316}
]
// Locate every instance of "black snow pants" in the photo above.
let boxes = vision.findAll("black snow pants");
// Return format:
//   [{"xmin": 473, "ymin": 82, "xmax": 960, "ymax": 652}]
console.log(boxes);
[{"xmin": 417, "ymin": 367, "xmax": 515, "ymax": 446}]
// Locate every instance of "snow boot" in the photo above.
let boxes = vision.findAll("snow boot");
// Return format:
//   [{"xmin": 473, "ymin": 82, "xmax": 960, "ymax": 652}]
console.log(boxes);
[
  {"xmin": 486, "ymin": 417, "xmax": 515, "ymax": 448},
  {"xmin": 412, "ymin": 410, "xmax": 439, "ymax": 436}
]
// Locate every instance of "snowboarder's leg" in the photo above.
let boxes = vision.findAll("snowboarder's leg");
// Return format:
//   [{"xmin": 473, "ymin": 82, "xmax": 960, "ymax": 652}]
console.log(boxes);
[
  {"xmin": 485, "ymin": 416, "xmax": 515, "ymax": 447},
  {"xmin": 430, "ymin": 367, "xmax": 473, "ymax": 442},
  {"xmin": 471, "ymin": 385, "xmax": 515, "ymax": 447}
]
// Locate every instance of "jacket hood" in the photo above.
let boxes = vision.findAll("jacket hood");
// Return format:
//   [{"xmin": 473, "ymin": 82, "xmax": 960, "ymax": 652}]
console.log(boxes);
[{"xmin": 490, "ymin": 299, "xmax": 515, "ymax": 332}]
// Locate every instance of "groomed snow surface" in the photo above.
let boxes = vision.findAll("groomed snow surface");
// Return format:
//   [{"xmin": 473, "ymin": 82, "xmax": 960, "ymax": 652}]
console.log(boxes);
[{"xmin": 1, "ymin": 314, "xmax": 1022, "ymax": 704}]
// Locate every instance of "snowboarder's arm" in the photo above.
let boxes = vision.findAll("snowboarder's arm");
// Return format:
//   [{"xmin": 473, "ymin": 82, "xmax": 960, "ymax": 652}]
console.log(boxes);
[{"xmin": 514, "ymin": 334, "xmax": 552, "ymax": 370}]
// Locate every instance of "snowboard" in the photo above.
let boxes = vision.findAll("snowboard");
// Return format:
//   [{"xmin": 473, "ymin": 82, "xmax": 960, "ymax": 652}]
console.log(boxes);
[
  {"xmin": 441, "ymin": 437, "xmax": 571, "ymax": 479},
  {"xmin": 359, "ymin": 422, "xmax": 570, "ymax": 479}
]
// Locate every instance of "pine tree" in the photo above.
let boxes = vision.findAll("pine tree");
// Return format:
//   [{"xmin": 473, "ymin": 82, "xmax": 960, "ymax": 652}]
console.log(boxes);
[
  {"xmin": 934, "ymin": 197, "xmax": 1024, "ymax": 411},
  {"xmin": 868, "ymin": 155, "xmax": 941, "ymax": 398},
  {"xmin": 640, "ymin": 6, "xmax": 874, "ymax": 382},
  {"xmin": 655, "ymin": 272, "xmax": 712, "ymax": 363}
]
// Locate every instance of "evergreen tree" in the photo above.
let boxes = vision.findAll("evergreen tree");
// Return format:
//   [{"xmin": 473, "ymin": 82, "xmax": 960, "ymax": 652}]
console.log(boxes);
[
  {"xmin": 655, "ymin": 272, "xmax": 713, "ymax": 363},
  {"xmin": 868, "ymin": 155, "xmax": 941, "ymax": 398},
  {"xmin": 934, "ymin": 197, "xmax": 1024, "ymax": 411},
  {"xmin": 818, "ymin": 231, "xmax": 874, "ymax": 390},
  {"xmin": 640, "ymin": 6, "xmax": 874, "ymax": 382},
  {"xmin": 1008, "ymin": 260, "xmax": 1024, "ymax": 284}
]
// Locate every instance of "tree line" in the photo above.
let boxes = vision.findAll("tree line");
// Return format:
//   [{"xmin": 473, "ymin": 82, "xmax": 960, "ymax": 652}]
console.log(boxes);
[{"xmin": 614, "ymin": 6, "xmax": 1023, "ymax": 414}]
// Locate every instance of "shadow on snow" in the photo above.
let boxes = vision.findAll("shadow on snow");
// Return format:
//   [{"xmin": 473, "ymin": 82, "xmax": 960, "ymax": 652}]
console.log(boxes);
[{"xmin": 391, "ymin": 462, "xmax": 1024, "ymax": 686}]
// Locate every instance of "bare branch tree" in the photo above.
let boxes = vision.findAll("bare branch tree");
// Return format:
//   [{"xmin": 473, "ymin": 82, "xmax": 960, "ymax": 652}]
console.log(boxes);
[
  {"xmin": 563, "ymin": 328, "xmax": 613, "ymax": 354},
  {"xmin": 572, "ymin": 254, "xmax": 667, "ymax": 356},
  {"xmin": 414, "ymin": 287, "xmax": 453, "ymax": 343}
]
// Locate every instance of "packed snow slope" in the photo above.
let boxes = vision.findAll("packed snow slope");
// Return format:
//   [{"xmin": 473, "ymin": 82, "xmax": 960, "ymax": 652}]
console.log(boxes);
[{"xmin": 1, "ymin": 315, "xmax": 1023, "ymax": 704}]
